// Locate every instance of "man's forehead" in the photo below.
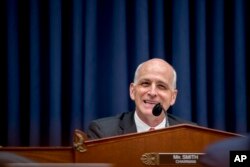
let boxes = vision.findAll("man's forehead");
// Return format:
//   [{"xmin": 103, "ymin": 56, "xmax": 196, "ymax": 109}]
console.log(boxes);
[
  {"xmin": 137, "ymin": 75, "xmax": 171, "ymax": 85},
  {"xmin": 134, "ymin": 59, "xmax": 175, "ymax": 85},
  {"xmin": 139, "ymin": 65, "xmax": 172, "ymax": 78}
]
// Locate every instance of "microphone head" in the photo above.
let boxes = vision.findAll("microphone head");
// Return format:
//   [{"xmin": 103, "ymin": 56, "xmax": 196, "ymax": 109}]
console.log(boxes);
[{"xmin": 152, "ymin": 103, "xmax": 163, "ymax": 116}]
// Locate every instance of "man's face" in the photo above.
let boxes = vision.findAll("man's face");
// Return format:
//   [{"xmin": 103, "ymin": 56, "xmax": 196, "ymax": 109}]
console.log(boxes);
[{"xmin": 130, "ymin": 60, "xmax": 177, "ymax": 117}]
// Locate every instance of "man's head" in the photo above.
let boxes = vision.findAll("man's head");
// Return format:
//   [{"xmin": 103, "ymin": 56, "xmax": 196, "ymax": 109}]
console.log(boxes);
[{"xmin": 130, "ymin": 58, "xmax": 178, "ymax": 124}]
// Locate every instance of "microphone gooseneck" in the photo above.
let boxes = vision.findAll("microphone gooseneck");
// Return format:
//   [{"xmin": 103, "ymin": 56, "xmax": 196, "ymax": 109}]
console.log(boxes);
[{"xmin": 152, "ymin": 103, "xmax": 163, "ymax": 116}]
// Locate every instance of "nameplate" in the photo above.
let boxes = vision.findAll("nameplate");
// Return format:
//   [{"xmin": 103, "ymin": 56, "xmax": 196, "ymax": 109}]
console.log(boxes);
[{"xmin": 141, "ymin": 152, "xmax": 204, "ymax": 166}]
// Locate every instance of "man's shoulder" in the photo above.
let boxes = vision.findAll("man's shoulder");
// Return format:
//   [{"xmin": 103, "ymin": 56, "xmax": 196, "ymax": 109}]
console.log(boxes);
[
  {"xmin": 167, "ymin": 113, "xmax": 196, "ymax": 125},
  {"xmin": 87, "ymin": 111, "xmax": 135, "ymax": 139},
  {"xmin": 90, "ymin": 111, "xmax": 134, "ymax": 126}
]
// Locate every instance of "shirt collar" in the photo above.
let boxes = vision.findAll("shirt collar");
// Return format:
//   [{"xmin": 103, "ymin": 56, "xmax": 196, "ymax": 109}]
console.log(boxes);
[{"xmin": 134, "ymin": 111, "xmax": 166, "ymax": 133}]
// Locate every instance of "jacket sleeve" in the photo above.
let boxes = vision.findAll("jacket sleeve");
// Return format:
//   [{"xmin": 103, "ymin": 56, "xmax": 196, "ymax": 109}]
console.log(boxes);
[{"xmin": 86, "ymin": 121, "xmax": 105, "ymax": 140}]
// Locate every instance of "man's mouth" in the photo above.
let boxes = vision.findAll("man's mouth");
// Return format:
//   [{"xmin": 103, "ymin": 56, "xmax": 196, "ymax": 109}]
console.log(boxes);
[{"xmin": 143, "ymin": 100, "xmax": 158, "ymax": 105}]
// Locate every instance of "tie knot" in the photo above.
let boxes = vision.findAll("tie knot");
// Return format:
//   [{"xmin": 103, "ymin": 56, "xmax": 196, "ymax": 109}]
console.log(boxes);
[{"xmin": 149, "ymin": 127, "xmax": 155, "ymax": 131}]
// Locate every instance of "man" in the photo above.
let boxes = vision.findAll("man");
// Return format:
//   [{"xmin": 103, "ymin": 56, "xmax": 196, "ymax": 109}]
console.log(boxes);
[{"xmin": 87, "ymin": 58, "xmax": 194, "ymax": 139}]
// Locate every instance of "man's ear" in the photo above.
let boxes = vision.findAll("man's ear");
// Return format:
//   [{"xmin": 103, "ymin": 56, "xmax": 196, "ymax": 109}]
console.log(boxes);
[
  {"xmin": 129, "ymin": 83, "xmax": 135, "ymax": 100},
  {"xmin": 170, "ymin": 90, "xmax": 178, "ymax": 106}
]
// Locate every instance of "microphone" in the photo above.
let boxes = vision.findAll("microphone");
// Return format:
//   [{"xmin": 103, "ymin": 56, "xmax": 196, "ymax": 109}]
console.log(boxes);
[{"xmin": 152, "ymin": 103, "xmax": 163, "ymax": 116}]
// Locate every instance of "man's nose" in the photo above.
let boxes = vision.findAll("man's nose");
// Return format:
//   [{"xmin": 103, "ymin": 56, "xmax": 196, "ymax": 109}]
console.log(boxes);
[{"xmin": 148, "ymin": 85, "xmax": 157, "ymax": 96}]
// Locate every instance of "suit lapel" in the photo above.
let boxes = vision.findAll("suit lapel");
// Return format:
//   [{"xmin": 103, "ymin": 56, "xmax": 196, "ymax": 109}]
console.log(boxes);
[
  {"xmin": 117, "ymin": 111, "xmax": 182, "ymax": 135},
  {"xmin": 118, "ymin": 111, "xmax": 137, "ymax": 134}
]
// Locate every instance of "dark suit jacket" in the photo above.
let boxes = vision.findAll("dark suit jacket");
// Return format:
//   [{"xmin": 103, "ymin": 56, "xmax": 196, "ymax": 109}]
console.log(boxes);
[
  {"xmin": 200, "ymin": 135, "xmax": 250, "ymax": 167},
  {"xmin": 86, "ymin": 111, "xmax": 195, "ymax": 140}
]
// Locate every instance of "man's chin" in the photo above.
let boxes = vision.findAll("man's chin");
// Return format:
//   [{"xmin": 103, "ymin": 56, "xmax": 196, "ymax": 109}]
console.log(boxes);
[{"xmin": 142, "ymin": 109, "xmax": 154, "ymax": 115}]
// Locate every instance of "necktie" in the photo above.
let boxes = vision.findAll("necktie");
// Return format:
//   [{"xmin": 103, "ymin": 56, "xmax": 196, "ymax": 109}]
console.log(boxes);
[{"xmin": 149, "ymin": 127, "xmax": 155, "ymax": 131}]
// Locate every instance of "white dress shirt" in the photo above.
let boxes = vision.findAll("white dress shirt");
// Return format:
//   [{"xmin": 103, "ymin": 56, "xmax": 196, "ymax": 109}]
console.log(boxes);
[{"xmin": 134, "ymin": 111, "xmax": 166, "ymax": 132}]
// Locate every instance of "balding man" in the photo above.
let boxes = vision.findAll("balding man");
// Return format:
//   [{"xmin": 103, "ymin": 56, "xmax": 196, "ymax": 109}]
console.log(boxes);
[{"xmin": 87, "ymin": 58, "xmax": 195, "ymax": 139}]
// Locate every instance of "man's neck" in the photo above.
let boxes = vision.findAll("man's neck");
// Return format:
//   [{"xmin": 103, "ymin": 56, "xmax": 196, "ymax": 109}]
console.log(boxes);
[{"xmin": 134, "ymin": 111, "xmax": 166, "ymax": 130}]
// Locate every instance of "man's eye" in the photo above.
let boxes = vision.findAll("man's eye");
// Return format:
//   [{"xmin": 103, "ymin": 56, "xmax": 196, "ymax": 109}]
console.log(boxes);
[
  {"xmin": 158, "ymin": 85, "xmax": 167, "ymax": 90},
  {"xmin": 141, "ymin": 82, "xmax": 150, "ymax": 86}
]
